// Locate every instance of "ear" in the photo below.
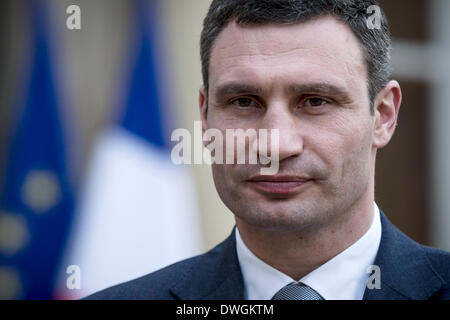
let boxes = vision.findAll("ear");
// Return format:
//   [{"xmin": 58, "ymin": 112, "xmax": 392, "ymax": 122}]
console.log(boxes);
[
  {"xmin": 372, "ymin": 80, "xmax": 402, "ymax": 149},
  {"xmin": 199, "ymin": 85, "xmax": 208, "ymax": 146}
]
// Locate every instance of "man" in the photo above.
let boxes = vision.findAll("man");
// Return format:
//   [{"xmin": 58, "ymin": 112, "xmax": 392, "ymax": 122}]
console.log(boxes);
[{"xmin": 88, "ymin": 0, "xmax": 450, "ymax": 300}]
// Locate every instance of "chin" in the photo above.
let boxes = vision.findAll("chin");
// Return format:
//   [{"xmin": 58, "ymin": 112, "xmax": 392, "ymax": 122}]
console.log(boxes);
[{"xmin": 234, "ymin": 200, "xmax": 330, "ymax": 232}]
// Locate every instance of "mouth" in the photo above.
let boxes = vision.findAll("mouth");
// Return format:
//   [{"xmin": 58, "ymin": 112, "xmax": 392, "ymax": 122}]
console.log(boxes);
[{"xmin": 246, "ymin": 175, "xmax": 312, "ymax": 195}]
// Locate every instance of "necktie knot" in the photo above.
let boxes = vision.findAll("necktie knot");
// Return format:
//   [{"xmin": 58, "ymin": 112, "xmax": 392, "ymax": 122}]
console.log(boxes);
[{"xmin": 271, "ymin": 282, "xmax": 324, "ymax": 300}]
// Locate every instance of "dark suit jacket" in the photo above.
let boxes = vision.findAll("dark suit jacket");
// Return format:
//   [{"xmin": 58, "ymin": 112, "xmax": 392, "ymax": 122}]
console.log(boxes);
[{"xmin": 86, "ymin": 212, "xmax": 450, "ymax": 300}]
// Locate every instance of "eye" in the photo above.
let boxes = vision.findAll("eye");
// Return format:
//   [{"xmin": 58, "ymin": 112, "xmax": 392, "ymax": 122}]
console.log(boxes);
[
  {"xmin": 231, "ymin": 97, "xmax": 257, "ymax": 108},
  {"xmin": 304, "ymin": 97, "xmax": 328, "ymax": 107}
]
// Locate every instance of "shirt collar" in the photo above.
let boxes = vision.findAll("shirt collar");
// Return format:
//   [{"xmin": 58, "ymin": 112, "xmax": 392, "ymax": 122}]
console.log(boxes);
[{"xmin": 235, "ymin": 202, "xmax": 382, "ymax": 300}]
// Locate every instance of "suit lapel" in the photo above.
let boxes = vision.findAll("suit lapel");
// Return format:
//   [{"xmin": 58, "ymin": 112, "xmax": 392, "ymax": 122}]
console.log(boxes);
[
  {"xmin": 169, "ymin": 228, "xmax": 245, "ymax": 300},
  {"xmin": 363, "ymin": 212, "xmax": 445, "ymax": 300}
]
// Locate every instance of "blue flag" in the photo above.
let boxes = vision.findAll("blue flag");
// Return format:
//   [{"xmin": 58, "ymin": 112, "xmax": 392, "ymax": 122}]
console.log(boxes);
[
  {"xmin": 121, "ymin": 0, "xmax": 167, "ymax": 148},
  {"xmin": 0, "ymin": 2, "xmax": 74, "ymax": 299}
]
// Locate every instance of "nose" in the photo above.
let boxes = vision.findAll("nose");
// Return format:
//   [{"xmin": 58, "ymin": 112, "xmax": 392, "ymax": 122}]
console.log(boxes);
[{"xmin": 260, "ymin": 105, "xmax": 304, "ymax": 162}]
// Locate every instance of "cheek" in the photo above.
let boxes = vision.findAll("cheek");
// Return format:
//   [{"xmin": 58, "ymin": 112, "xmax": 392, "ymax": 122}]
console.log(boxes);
[
  {"xmin": 341, "ymin": 128, "xmax": 374, "ymax": 186},
  {"xmin": 211, "ymin": 163, "xmax": 238, "ymax": 196},
  {"xmin": 211, "ymin": 163, "xmax": 248, "ymax": 214},
  {"xmin": 311, "ymin": 116, "xmax": 374, "ymax": 181},
  {"xmin": 211, "ymin": 163, "xmax": 228, "ymax": 188},
  {"xmin": 211, "ymin": 164, "xmax": 229, "ymax": 202}
]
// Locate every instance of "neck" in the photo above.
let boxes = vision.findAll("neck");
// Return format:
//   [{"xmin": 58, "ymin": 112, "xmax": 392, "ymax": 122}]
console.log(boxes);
[{"xmin": 235, "ymin": 185, "xmax": 375, "ymax": 281}]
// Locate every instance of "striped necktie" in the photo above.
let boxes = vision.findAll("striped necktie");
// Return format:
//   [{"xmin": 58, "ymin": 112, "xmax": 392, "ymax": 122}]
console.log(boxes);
[{"xmin": 272, "ymin": 282, "xmax": 324, "ymax": 300}]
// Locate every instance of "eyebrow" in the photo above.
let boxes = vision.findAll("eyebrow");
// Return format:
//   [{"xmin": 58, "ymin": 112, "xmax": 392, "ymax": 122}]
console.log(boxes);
[
  {"xmin": 287, "ymin": 83, "xmax": 352, "ymax": 102},
  {"xmin": 213, "ymin": 81, "xmax": 352, "ymax": 102},
  {"xmin": 213, "ymin": 83, "xmax": 263, "ymax": 97}
]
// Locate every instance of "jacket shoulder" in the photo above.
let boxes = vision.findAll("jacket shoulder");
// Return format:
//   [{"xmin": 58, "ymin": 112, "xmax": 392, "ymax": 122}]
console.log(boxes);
[
  {"xmin": 422, "ymin": 245, "xmax": 450, "ymax": 299},
  {"xmin": 84, "ymin": 254, "xmax": 206, "ymax": 300},
  {"xmin": 423, "ymin": 245, "xmax": 450, "ymax": 280},
  {"xmin": 84, "ymin": 234, "xmax": 235, "ymax": 300},
  {"xmin": 366, "ymin": 212, "xmax": 450, "ymax": 300}
]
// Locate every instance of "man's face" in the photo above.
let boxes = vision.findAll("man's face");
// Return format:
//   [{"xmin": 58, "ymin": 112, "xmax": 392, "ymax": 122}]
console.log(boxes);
[{"xmin": 201, "ymin": 16, "xmax": 378, "ymax": 232}]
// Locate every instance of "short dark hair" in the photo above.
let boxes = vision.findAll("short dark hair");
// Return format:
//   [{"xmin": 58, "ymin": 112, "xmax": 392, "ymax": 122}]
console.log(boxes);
[{"xmin": 200, "ymin": 0, "xmax": 391, "ymax": 113}]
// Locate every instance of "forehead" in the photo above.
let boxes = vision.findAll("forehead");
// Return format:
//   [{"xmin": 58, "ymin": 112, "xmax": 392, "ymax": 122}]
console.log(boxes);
[{"xmin": 209, "ymin": 16, "xmax": 367, "ymax": 93}]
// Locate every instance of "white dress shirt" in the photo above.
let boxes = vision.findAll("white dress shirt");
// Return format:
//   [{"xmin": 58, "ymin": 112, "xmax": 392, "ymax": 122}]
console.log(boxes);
[{"xmin": 235, "ymin": 202, "xmax": 382, "ymax": 300}]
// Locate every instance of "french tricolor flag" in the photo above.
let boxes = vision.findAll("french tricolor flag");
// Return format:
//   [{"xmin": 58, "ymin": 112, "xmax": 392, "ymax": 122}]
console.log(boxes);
[{"xmin": 60, "ymin": 0, "xmax": 203, "ymax": 299}]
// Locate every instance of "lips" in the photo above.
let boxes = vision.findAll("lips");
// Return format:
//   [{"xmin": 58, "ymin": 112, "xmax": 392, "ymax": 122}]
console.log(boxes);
[{"xmin": 246, "ymin": 175, "xmax": 311, "ymax": 195}]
